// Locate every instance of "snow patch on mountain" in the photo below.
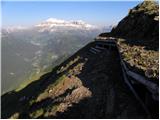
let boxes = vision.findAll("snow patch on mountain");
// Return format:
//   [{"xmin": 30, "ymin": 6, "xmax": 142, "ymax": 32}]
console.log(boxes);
[
  {"xmin": 2, "ymin": 18, "xmax": 103, "ymax": 34},
  {"xmin": 35, "ymin": 18, "xmax": 97, "ymax": 32}
]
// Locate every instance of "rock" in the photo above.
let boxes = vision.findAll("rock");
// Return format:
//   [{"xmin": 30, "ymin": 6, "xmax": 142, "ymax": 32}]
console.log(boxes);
[
  {"xmin": 100, "ymin": 0, "xmax": 159, "ymax": 80},
  {"xmin": 48, "ymin": 89, "xmax": 53, "ymax": 93},
  {"xmin": 111, "ymin": 1, "xmax": 159, "ymax": 50},
  {"xmin": 10, "ymin": 113, "xmax": 19, "ymax": 119},
  {"xmin": 145, "ymin": 69, "xmax": 154, "ymax": 78}
]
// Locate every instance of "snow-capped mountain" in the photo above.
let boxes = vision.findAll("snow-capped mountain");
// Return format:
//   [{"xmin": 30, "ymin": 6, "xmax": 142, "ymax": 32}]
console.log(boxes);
[
  {"xmin": 2, "ymin": 18, "xmax": 98, "ymax": 33},
  {"xmin": 2, "ymin": 18, "xmax": 107, "ymax": 94},
  {"xmin": 35, "ymin": 18, "xmax": 96, "ymax": 32}
]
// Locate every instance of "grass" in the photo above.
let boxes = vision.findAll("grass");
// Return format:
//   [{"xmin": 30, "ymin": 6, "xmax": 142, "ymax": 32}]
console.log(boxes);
[
  {"xmin": 57, "ymin": 56, "xmax": 80, "ymax": 74},
  {"xmin": 36, "ymin": 74, "xmax": 66, "ymax": 102},
  {"xmin": 9, "ymin": 112, "xmax": 20, "ymax": 119},
  {"xmin": 29, "ymin": 74, "xmax": 66, "ymax": 118},
  {"xmin": 29, "ymin": 99, "xmax": 36, "ymax": 106},
  {"xmin": 44, "ymin": 104, "xmax": 59, "ymax": 117},
  {"xmin": 52, "ymin": 75, "xmax": 66, "ymax": 87},
  {"xmin": 30, "ymin": 108, "xmax": 44, "ymax": 118},
  {"xmin": 2, "ymin": 43, "xmax": 93, "ymax": 119},
  {"xmin": 36, "ymin": 91, "xmax": 49, "ymax": 102},
  {"xmin": 15, "ymin": 65, "xmax": 53, "ymax": 92}
]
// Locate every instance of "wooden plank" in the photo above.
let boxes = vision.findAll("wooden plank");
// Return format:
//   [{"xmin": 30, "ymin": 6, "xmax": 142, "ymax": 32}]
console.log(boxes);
[
  {"xmin": 127, "ymin": 71, "xmax": 159, "ymax": 93},
  {"xmin": 89, "ymin": 49, "xmax": 97, "ymax": 54},
  {"xmin": 91, "ymin": 47, "xmax": 101, "ymax": 52},
  {"xmin": 95, "ymin": 45, "xmax": 106, "ymax": 50},
  {"xmin": 117, "ymin": 45, "xmax": 159, "ymax": 94},
  {"xmin": 94, "ymin": 39, "xmax": 159, "ymax": 96},
  {"xmin": 120, "ymin": 62, "xmax": 150, "ymax": 116}
]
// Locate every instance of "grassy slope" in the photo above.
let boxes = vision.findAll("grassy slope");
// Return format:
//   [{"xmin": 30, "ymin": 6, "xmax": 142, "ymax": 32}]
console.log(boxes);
[
  {"xmin": 2, "ymin": 41, "xmax": 150, "ymax": 119},
  {"xmin": 1, "ymin": 42, "xmax": 94, "ymax": 119}
]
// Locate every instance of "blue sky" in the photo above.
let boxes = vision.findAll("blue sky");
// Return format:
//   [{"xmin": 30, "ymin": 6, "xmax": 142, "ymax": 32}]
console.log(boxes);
[{"xmin": 2, "ymin": 1, "xmax": 142, "ymax": 27}]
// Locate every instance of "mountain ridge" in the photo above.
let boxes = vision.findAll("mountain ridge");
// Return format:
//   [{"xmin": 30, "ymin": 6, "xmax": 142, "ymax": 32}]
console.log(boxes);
[{"xmin": 2, "ymin": 18, "xmax": 97, "ymax": 33}]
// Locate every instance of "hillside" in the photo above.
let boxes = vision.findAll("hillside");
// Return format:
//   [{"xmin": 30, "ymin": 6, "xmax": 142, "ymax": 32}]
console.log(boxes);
[
  {"xmin": 99, "ymin": 0, "xmax": 159, "ymax": 81},
  {"xmin": 2, "ymin": 18, "xmax": 103, "ymax": 94},
  {"xmin": 2, "ymin": 42, "xmax": 150, "ymax": 119},
  {"xmin": 111, "ymin": 0, "xmax": 159, "ymax": 50}
]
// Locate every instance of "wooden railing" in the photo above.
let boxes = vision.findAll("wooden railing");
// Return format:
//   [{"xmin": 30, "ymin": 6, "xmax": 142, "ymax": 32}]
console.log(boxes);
[{"xmin": 93, "ymin": 38, "xmax": 159, "ymax": 117}]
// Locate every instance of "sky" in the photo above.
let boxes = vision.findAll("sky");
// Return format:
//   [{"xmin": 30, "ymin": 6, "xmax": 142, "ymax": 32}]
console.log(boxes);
[{"xmin": 2, "ymin": 1, "xmax": 142, "ymax": 27}]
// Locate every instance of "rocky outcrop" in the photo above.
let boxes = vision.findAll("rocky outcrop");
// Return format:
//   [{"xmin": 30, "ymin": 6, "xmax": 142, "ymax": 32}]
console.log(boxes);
[
  {"xmin": 98, "ymin": 1, "xmax": 159, "ymax": 80},
  {"xmin": 111, "ymin": 0, "xmax": 159, "ymax": 50}
]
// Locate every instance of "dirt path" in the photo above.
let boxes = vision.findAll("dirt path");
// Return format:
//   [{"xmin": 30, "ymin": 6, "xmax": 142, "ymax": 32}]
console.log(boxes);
[
  {"xmin": 51, "ymin": 43, "xmax": 148, "ymax": 118},
  {"xmin": 2, "ymin": 42, "xmax": 149, "ymax": 119}
]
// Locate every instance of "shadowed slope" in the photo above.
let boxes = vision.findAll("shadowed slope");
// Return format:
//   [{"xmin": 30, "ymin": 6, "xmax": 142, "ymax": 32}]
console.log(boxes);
[{"xmin": 2, "ymin": 42, "xmax": 149, "ymax": 119}]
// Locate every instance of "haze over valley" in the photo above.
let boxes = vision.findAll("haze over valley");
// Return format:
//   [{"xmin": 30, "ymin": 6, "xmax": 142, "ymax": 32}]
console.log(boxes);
[{"xmin": 2, "ymin": 18, "xmax": 108, "ymax": 94}]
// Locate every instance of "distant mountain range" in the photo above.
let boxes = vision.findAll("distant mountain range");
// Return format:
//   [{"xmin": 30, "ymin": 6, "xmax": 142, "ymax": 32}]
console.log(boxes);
[
  {"xmin": 35, "ymin": 18, "xmax": 97, "ymax": 32},
  {"xmin": 2, "ymin": 18, "xmax": 111, "ymax": 94},
  {"xmin": 2, "ymin": 18, "xmax": 99, "ymax": 33}
]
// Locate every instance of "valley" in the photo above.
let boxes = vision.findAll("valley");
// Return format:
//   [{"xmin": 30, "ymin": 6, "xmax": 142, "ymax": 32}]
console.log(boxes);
[{"xmin": 2, "ymin": 19, "xmax": 105, "ymax": 94}]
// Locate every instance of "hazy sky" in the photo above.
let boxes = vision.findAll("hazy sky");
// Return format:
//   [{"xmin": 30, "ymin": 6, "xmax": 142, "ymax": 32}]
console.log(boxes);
[{"xmin": 2, "ymin": 1, "xmax": 142, "ymax": 27}]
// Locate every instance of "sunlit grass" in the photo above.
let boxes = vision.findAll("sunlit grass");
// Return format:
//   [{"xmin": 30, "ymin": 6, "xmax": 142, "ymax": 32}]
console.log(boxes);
[{"xmin": 15, "ymin": 66, "xmax": 53, "ymax": 92}]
